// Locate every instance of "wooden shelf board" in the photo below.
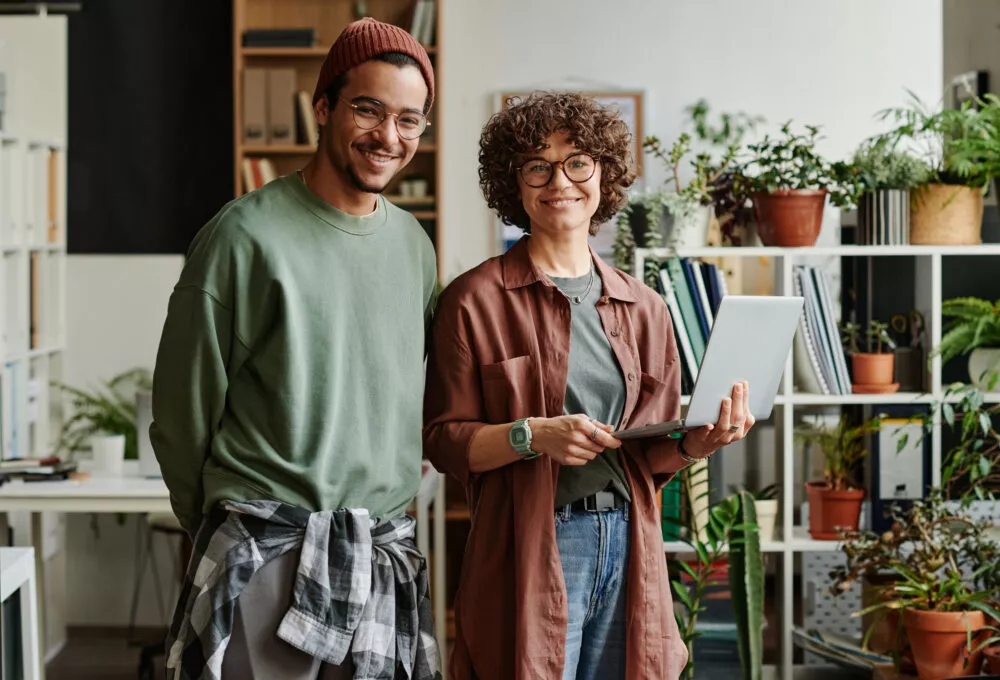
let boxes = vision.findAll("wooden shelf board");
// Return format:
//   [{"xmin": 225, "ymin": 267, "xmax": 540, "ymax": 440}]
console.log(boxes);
[
  {"xmin": 243, "ymin": 144, "xmax": 315, "ymax": 155},
  {"xmin": 410, "ymin": 211, "xmax": 437, "ymax": 220},
  {"xmin": 386, "ymin": 195, "xmax": 435, "ymax": 206}
]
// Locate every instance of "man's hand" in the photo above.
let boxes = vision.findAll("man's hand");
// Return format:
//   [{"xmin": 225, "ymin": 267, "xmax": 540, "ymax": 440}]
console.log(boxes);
[
  {"xmin": 531, "ymin": 414, "xmax": 622, "ymax": 466},
  {"xmin": 683, "ymin": 381, "xmax": 754, "ymax": 459}
]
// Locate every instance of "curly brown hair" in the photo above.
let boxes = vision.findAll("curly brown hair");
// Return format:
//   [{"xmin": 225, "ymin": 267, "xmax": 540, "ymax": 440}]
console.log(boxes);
[{"xmin": 478, "ymin": 91, "xmax": 637, "ymax": 236}]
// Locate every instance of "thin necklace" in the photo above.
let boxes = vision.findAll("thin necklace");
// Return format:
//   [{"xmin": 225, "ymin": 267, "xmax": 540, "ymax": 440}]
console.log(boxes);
[{"xmin": 568, "ymin": 267, "xmax": 596, "ymax": 305}]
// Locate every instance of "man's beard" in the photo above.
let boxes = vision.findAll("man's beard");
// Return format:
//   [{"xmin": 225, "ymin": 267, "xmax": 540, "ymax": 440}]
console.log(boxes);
[
  {"xmin": 345, "ymin": 142, "xmax": 401, "ymax": 194},
  {"xmin": 346, "ymin": 164, "xmax": 390, "ymax": 194}
]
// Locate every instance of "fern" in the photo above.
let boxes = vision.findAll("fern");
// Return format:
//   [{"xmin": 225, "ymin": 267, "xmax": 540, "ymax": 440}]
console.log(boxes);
[{"xmin": 935, "ymin": 297, "xmax": 1000, "ymax": 364}]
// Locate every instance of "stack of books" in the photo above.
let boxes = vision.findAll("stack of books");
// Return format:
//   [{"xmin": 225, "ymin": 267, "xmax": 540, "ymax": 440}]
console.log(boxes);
[
  {"xmin": 650, "ymin": 257, "xmax": 727, "ymax": 395},
  {"xmin": 0, "ymin": 456, "xmax": 76, "ymax": 483},
  {"xmin": 792, "ymin": 264, "xmax": 852, "ymax": 395}
]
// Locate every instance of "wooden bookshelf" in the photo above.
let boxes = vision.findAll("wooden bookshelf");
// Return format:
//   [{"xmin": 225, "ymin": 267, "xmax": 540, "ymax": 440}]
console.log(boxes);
[{"xmin": 232, "ymin": 0, "xmax": 443, "ymax": 271}]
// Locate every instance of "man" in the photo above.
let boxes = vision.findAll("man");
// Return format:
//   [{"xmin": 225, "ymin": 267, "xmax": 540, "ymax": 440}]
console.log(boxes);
[{"xmin": 150, "ymin": 18, "xmax": 440, "ymax": 680}]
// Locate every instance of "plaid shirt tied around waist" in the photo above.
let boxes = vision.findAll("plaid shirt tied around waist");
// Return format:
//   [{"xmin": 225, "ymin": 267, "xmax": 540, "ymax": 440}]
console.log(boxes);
[{"xmin": 165, "ymin": 499, "xmax": 441, "ymax": 680}]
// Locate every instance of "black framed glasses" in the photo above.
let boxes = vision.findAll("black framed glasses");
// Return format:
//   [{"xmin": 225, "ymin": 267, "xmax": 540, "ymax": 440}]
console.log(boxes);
[
  {"xmin": 515, "ymin": 152, "xmax": 598, "ymax": 188},
  {"xmin": 339, "ymin": 97, "xmax": 430, "ymax": 140}
]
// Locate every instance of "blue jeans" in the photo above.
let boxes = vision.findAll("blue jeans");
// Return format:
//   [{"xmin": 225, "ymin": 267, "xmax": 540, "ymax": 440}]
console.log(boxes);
[{"xmin": 555, "ymin": 503, "xmax": 630, "ymax": 680}]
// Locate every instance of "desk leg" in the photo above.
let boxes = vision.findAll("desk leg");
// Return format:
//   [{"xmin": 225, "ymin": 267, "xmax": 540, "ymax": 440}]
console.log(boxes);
[
  {"xmin": 30, "ymin": 512, "xmax": 46, "ymax": 680},
  {"xmin": 21, "ymin": 552, "xmax": 42, "ymax": 680}
]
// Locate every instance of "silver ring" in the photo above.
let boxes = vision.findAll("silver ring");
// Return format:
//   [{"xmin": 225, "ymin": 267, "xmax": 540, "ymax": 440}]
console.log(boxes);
[
  {"xmin": 590, "ymin": 427, "xmax": 600, "ymax": 441},
  {"xmin": 729, "ymin": 425, "xmax": 740, "ymax": 433}
]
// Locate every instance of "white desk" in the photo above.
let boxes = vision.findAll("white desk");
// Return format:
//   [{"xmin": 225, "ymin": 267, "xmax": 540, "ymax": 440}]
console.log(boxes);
[
  {"xmin": 1, "ymin": 547, "xmax": 42, "ymax": 680},
  {"xmin": 0, "ymin": 461, "xmax": 448, "ymax": 680},
  {"xmin": 0, "ymin": 461, "xmax": 169, "ymax": 680}
]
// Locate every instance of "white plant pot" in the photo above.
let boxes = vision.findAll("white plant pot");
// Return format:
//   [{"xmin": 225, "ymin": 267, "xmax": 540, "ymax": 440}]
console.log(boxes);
[
  {"xmin": 754, "ymin": 499, "xmax": 779, "ymax": 543},
  {"xmin": 669, "ymin": 205, "xmax": 712, "ymax": 249},
  {"xmin": 90, "ymin": 433, "xmax": 125, "ymax": 476},
  {"xmin": 968, "ymin": 347, "xmax": 1000, "ymax": 389}
]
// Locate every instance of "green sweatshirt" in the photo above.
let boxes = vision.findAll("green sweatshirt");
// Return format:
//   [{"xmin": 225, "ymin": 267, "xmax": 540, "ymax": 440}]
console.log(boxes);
[{"xmin": 150, "ymin": 174, "xmax": 437, "ymax": 534}]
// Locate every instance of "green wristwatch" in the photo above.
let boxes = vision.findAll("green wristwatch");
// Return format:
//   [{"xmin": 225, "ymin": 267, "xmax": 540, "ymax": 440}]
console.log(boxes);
[{"xmin": 509, "ymin": 418, "xmax": 540, "ymax": 460}]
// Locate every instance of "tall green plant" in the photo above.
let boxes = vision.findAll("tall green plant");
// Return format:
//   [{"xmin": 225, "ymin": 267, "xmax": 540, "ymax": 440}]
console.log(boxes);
[
  {"xmin": 729, "ymin": 490, "xmax": 764, "ymax": 680},
  {"xmin": 667, "ymin": 470, "xmax": 763, "ymax": 679}
]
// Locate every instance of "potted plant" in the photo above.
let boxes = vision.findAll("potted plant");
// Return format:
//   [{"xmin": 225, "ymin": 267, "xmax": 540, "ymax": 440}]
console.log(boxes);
[
  {"xmin": 933, "ymin": 297, "xmax": 1000, "ymax": 389},
  {"xmin": 842, "ymin": 319, "xmax": 898, "ymax": 393},
  {"xmin": 666, "ymin": 488, "xmax": 764, "ymax": 680},
  {"xmin": 623, "ymin": 99, "xmax": 762, "ymax": 254},
  {"xmin": 797, "ymin": 414, "xmax": 883, "ymax": 539},
  {"xmin": 731, "ymin": 483, "xmax": 779, "ymax": 543},
  {"xmin": 831, "ymin": 491, "xmax": 1000, "ymax": 679},
  {"xmin": 53, "ymin": 367, "xmax": 152, "ymax": 474},
  {"xmin": 873, "ymin": 93, "xmax": 999, "ymax": 245},
  {"xmin": 847, "ymin": 139, "xmax": 932, "ymax": 245},
  {"xmin": 734, "ymin": 122, "xmax": 856, "ymax": 247}
]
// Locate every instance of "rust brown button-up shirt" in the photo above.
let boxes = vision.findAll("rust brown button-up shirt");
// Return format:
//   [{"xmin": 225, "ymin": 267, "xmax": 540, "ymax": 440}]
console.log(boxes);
[{"xmin": 423, "ymin": 237, "xmax": 689, "ymax": 680}]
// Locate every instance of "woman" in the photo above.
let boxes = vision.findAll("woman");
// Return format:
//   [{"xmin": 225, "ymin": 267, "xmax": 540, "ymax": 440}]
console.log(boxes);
[{"xmin": 423, "ymin": 91, "xmax": 753, "ymax": 680}]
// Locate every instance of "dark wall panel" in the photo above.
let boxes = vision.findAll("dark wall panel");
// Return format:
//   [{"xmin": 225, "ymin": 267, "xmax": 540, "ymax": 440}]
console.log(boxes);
[{"xmin": 68, "ymin": 0, "xmax": 233, "ymax": 254}]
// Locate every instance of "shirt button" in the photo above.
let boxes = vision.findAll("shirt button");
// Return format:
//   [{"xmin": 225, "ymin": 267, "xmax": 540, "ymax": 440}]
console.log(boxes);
[
  {"xmin": 627, "ymin": 372, "xmax": 635, "ymax": 381},
  {"xmin": 610, "ymin": 328, "xmax": 619, "ymax": 337}
]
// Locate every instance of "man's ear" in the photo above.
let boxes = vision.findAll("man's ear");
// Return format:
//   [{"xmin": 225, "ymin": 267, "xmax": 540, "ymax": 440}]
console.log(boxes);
[{"xmin": 314, "ymin": 94, "xmax": 331, "ymax": 127}]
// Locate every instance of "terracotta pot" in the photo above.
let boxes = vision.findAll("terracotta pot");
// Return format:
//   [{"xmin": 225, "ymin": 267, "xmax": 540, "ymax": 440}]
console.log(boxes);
[
  {"xmin": 751, "ymin": 189, "xmax": 827, "ymax": 247},
  {"xmin": 805, "ymin": 482, "xmax": 864, "ymax": 540},
  {"xmin": 903, "ymin": 609, "xmax": 986, "ymax": 680},
  {"xmin": 861, "ymin": 573, "xmax": 904, "ymax": 654},
  {"xmin": 852, "ymin": 353, "xmax": 895, "ymax": 384},
  {"xmin": 987, "ymin": 643, "xmax": 1000, "ymax": 674},
  {"xmin": 909, "ymin": 183, "xmax": 983, "ymax": 245}
]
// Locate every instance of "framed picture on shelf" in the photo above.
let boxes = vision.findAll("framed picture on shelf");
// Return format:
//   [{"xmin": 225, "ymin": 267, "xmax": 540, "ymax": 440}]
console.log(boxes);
[
  {"xmin": 950, "ymin": 69, "xmax": 989, "ymax": 110},
  {"xmin": 491, "ymin": 88, "xmax": 646, "ymax": 257}
]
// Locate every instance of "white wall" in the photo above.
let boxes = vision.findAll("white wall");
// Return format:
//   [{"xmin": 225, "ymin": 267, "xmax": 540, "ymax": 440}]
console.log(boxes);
[
  {"xmin": 63, "ymin": 255, "xmax": 183, "ymax": 628},
  {"xmin": 438, "ymin": 0, "xmax": 945, "ymax": 279}
]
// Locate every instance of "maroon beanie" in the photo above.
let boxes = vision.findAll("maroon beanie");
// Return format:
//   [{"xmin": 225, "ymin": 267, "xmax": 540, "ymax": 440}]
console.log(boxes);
[{"xmin": 313, "ymin": 18, "xmax": 435, "ymax": 110}]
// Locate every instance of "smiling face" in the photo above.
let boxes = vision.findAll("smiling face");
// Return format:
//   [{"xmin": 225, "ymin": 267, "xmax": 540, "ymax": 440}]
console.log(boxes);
[
  {"xmin": 315, "ymin": 59, "xmax": 428, "ymax": 195},
  {"xmin": 516, "ymin": 130, "xmax": 602, "ymax": 239}
]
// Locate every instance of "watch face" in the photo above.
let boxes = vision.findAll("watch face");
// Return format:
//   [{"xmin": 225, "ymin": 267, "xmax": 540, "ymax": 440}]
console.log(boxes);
[{"xmin": 511, "ymin": 428, "xmax": 527, "ymax": 446}]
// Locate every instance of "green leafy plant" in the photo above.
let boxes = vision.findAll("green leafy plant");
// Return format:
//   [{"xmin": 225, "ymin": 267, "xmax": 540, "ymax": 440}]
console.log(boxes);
[
  {"xmin": 934, "ymin": 297, "xmax": 1000, "ymax": 366},
  {"xmin": 640, "ymin": 100, "xmax": 763, "ymax": 247},
  {"xmin": 796, "ymin": 414, "xmax": 884, "ymax": 491},
  {"xmin": 873, "ymin": 91, "xmax": 1000, "ymax": 188},
  {"xmin": 612, "ymin": 190, "xmax": 665, "ymax": 274},
  {"xmin": 829, "ymin": 490, "xmax": 1000, "ymax": 664},
  {"xmin": 667, "ymin": 480, "xmax": 763, "ymax": 680},
  {"xmin": 736, "ymin": 122, "xmax": 858, "ymax": 208},
  {"xmin": 53, "ymin": 367, "xmax": 152, "ymax": 461},
  {"xmin": 849, "ymin": 138, "xmax": 932, "ymax": 192},
  {"xmin": 841, "ymin": 320, "xmax": 895, "ymax": 354}
]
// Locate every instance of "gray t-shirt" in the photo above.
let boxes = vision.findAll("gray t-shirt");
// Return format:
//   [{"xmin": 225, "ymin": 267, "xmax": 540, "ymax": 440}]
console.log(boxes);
[{"xmin": 548, "ymin": 266, "xmax": 631, "ymax": 508}]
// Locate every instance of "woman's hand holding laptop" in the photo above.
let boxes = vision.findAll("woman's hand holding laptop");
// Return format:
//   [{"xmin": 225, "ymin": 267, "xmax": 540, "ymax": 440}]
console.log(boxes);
[{"xmin": 680, "ymin": 380, "xmax": 754, "ymax": 460}]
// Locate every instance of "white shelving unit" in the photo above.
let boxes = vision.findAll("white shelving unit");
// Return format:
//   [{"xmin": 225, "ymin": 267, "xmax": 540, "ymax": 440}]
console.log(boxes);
[
  {"xmin": 0, "ymin": 137, "xmax": 66, "ymax": 465},
  {"xmin": 636, "ymin": 243, "xmax": 1000, "ymax": 680}
]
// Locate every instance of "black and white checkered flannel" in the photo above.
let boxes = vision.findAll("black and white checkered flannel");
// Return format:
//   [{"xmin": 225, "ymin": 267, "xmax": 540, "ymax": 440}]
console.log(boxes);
[{"xmin": 164, "ymin": 499, "xmax": 441, "ymax": 680}]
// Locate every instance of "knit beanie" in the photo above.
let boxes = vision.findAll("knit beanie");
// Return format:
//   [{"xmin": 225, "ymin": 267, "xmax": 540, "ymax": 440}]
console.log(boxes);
[{"xmin": 313, "ymin": 18, "xmax": 435, "ymax": 110}]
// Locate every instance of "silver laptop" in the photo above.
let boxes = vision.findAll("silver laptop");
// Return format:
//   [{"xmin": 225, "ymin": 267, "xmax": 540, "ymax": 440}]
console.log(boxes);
[{"xmin": 615, "ymin": 295, "xmax": 805, "ymax": 440}]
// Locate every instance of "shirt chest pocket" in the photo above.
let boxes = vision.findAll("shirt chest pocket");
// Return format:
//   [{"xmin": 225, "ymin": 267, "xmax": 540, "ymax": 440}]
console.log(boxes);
[{"xmin": 480, "ymin": 354, "xmax": 537, "ymax": 423}]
